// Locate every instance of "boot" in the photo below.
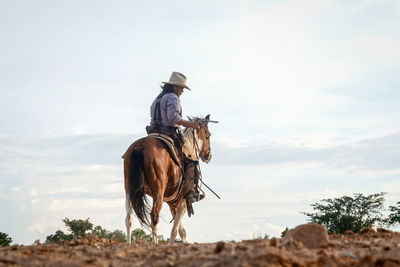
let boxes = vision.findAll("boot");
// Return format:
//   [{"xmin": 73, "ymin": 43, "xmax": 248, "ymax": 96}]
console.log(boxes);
[{"xmin": 185, "ymin": 190, "xmax": 205, "ymax": 217}]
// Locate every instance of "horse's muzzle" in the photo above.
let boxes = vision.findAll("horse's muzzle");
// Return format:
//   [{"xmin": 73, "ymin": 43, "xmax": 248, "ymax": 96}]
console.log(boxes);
[{"xmin": 203, "ymin": 152, "xmax": 212, "ymax": 163}]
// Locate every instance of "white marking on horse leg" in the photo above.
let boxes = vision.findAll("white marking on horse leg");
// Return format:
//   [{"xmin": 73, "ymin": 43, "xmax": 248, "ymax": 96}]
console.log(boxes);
[
  {"xmin": 178, "ymin": 201, "xmax": 187, "ymax": 243},
  {"xmin": 168, "ymin": 206, "xmax": 178, "ymax": 244},
  {"xmin": 179, "ymin": 224, "xmax": 187, "ymax": 244},
  {"xmin": 151, "ymin": 222, "xmax": 158, "ymax": 244},
  {"xmin": 169, "ymin": 217, "xmax": 179, "ymax": 244},
  {"xmin": 125, "ymin": 194, "xmax": 133, "ymax": 244},
  {"xmin": 170, "ymin": 200, "xmax": 186, "ymax": 244}
]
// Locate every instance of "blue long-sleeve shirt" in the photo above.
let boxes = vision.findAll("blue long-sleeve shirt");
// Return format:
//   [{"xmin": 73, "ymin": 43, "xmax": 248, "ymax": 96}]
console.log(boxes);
[{"xmin": 150, "ymin": 93, "xmax": 182, "ymax": 127}]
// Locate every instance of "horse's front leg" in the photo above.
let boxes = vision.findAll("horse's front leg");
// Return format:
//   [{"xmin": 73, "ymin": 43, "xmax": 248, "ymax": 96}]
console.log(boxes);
[
  {"xmin": 178, "ymin": 203, "xmax": 187, "ymax": 243},
  {"xmin": 169, "ymin": 200, "xmax": 187, "ymax": 244}
]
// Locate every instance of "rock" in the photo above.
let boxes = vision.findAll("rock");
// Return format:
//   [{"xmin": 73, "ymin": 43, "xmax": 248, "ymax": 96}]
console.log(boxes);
[
  {"xmin": 345, "ymin": 230, "xmax": 355, "ymax": 236},
  {"xmin": 214, "ymin": 241, "xmax": 225, "ymax": 253},
  {"xmin": 279, "ymin": 237, "xmax": 305, "ymax": 250},
  {"xmin": 270, "ymin": 237, "xmax": 280, "ymax": 247},
  {"xmin": 282, "ymin": 224, "xmax": 330, "ymax": 249},
  {"xmin": 361, "ymin": 227, "xmax": 375, "ymax": 236}
]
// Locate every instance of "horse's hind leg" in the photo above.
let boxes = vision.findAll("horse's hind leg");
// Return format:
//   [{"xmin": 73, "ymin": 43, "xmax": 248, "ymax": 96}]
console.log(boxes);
[
  {"xmin": 125, "ymin": 194, "xmax": 133, "ymax": 244},
  {"xmin": 150, "ymin": 194, "xmax": 163, "ymax": 244},
  {"xmin": 169, "ymin": 200, "xmax": 187, "ymax": 244}
]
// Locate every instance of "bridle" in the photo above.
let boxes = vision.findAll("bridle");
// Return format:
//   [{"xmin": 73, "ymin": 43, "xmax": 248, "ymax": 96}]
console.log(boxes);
[{"xmin": 192, "ymin": 123, "xmax": 210, "ymax": 160}]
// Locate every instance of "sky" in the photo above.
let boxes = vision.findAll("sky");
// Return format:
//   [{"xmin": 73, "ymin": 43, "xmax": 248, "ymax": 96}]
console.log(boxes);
[{"xmin": 1, "ymin": 0, "xmax": 400, "ymax": 245}]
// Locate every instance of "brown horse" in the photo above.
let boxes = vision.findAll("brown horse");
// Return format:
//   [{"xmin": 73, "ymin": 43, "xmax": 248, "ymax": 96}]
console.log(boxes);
[{"xmin": 123, "ymin": 116, "xmax": 213, "ymax": 244}]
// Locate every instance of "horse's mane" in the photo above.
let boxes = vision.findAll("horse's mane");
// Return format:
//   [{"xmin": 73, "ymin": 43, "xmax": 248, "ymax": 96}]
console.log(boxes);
[{"xmin": 182, "ymin": 126, "xmax": 198, "ymax": 161}]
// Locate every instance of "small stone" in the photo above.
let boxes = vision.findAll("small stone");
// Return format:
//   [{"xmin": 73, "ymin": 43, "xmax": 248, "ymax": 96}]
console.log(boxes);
[
  {"xmin": 345, "ymin": 230, "xmax": 355, "ymax": 236},
  {"xmin": 214, "ymin": 241, "xmax": 225, "ymax": 253},
  {"xmin": 270, "ymin": 237, "xmax": 280, "ymax": 247},
  {"xmin": 361, "ymin": 227, "xmax": 375, "ymax": 235}
]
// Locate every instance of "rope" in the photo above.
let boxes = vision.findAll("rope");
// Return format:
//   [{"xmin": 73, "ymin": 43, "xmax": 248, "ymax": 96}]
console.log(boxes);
[{"xmin": 192, "ymin": 125, "xmax": 221, "ymax": 199}]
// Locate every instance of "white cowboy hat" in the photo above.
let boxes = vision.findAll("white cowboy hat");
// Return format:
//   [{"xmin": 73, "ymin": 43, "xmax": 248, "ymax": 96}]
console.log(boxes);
[{"xmin": 162, "ymin": 71, "xmax": 191, "ymax": 90}]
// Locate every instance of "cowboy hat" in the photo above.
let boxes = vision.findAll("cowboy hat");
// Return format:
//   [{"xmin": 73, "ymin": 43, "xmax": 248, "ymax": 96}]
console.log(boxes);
[{"xmin": 162, "ymin": 71, "xmax": 191, "ymax": 90}]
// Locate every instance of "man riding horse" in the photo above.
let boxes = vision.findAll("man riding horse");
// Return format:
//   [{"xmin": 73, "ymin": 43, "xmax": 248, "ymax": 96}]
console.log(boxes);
[
  {"xmin": 123, "ymin": 71, "xmax": 215, "ymax": 243},
  {"xmin": 146, "ymin": 71, "xmax": 205, "ymax": 209}
]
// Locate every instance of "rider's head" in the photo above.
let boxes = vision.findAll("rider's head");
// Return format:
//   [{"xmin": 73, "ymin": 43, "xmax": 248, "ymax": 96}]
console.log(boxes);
[
  {"xmin": 172, "ymin": 86, "xmax": 184, "ymax": 97},
  {"xmin": 158, "ymin": 83, "xmax": 184, "ymax": 97},
  {"xmin": 160, "ymin": 83, "xmax": 174, "ymax": 94}
]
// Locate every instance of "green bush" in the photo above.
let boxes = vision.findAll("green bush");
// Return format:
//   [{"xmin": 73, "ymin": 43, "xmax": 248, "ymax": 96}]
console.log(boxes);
[
  {"xmin": 387, "ymin": 202, "xmax": 400, "ymax": 226},
  {"xmin": 304, "ymin": 192, "xmax": 386, "ymax": 234},
  {"xmin": 0, "ymin": 232, "xmax": 12, "ymax": 247}
]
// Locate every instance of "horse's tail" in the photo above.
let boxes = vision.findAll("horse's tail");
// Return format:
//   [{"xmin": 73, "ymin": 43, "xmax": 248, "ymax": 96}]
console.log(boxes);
[{"xmin": 128, "ymin": 149, "xmax": 150, "ymax": 227}]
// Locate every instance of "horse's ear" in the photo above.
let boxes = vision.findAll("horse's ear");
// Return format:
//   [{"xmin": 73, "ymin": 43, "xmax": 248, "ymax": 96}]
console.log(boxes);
[{"xmin": 205, "ymin": 114, "xmax": 210, "ymax": 120}]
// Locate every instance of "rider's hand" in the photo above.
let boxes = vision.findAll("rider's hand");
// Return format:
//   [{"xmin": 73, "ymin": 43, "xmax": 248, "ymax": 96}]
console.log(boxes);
[{"xmin": 191, "ymin": 121, "xmax": 201, "ymax": 130}]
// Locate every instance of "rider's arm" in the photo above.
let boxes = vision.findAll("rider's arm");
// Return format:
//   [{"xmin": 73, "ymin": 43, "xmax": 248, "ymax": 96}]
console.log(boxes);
[
  {"xmin": 177, "ymin": 119, "xmax": 200, "ymax": 129},
  {"xmin": 165, "ymin": 95, "xmax": 183, "ymax": 126},
  {"xmin": 164, "ymin": 94, "xmax": 200, "ymax": 129}
]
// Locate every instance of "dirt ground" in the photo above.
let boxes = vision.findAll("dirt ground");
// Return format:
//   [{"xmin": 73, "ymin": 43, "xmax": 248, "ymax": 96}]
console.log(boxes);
[{"xmin": 1, "ymin": 228, "xmax": 400, "ymax": 267}]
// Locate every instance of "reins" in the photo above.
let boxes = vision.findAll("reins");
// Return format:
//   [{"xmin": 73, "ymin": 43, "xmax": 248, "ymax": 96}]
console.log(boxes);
[
  {"xmin": 192, "ymin": 124, "xmax": 221, "ymax": 200},
  {"xmin": 193, "ymin": 126, "xmax": 201, "ymax": 159}
]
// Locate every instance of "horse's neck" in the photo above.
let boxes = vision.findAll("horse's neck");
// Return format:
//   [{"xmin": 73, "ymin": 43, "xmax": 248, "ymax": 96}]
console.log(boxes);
[
  {"xmin": 182, "ymin": 128, "xmax": 201, "ymax": 160},
  {"xmin": 183, "ymin": 127, "xmax": 193, "ymax": 143}
]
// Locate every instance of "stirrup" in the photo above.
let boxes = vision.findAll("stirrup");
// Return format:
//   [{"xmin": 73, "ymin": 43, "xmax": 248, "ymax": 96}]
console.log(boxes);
[{"xmin": 186, "ymin": 191, "xmax": 204, "ymax": 204}]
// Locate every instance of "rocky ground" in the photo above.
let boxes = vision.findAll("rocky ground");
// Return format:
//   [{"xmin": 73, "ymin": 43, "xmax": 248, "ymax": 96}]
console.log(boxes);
[{"xmin": 1, "ymin": 227, "xmax": 400, "ymax": 267}]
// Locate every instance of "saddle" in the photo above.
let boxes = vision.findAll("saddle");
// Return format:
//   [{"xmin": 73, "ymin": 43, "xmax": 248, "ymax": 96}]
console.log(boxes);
[
  {"xmin": 147, "ymin": 133, "xmax": 185, "ymax": 203},
  {"xmin": 121, "ymin": 133, "xmax": 181, "ymax": 167},
  {"xmin": 147, "ymin": 133, "xmax": 182, "ymax": 168}
]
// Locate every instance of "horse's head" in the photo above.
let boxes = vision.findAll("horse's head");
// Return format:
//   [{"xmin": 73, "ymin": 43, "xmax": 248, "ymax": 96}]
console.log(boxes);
[
  {"xmin": 191, "ymin": 114, "xmax": 216, "ymax": 163},
  {"xmin": 197, "ymin": 119, "xmax": 212, "ymax": 163}
]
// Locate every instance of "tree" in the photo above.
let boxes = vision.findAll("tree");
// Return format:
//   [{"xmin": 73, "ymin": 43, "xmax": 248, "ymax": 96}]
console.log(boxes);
[
  {"xmin": 304, "ymin": 192, "xmax": 386, "ymax": 234},
  {"xmin": 45, "ymin": 230, "xmax": 73, "ymax": 243},
  {"xmin": 92, "ymin": 225, "xmax": 108, "ymax": 238},
  {"xmin": 131, "ymin": 228, "xmax": 153, "ymax": 242},
  {"xmin": 107, "ymin": 230, "xmax": 127, "ymax": 243},
  {"xmin": 251, "ymin": 233, "xmax": 269, "ymax": 239},
  {"xmin": 45, "ymin": 218, "xmax": 169, "ymax": 244},
  {"xmin": 387, "ymin": 202, "xmax": 400, "ymax": 226},
  {"xmin": 165, "ymin": 237, "xmax": 182, "ymax": 243},
  {"xmin": 0, "ymin": 232, "xmax": 12, "ymax": 247},
  {"xmin": 45, "ymin": 218, "xmax": 93, "ymax": 244},
  {"xmin": 281, "ymin": 227, "xmax": 290, "ymax": 237},
  {"xmin": 91, "ymin": 225, "xmax": 127, "ymax": 243},
  {"xmin": 63, "ymin": 218, "xmax": 93, "ymax": 239},
  {"xmin": 130, "ymin": 228, "xmax": 166, "ymax": 243}
]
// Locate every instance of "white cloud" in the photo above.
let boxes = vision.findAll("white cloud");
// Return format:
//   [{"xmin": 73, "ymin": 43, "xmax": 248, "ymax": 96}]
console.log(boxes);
[
  {"xmin": 213, "ymin": 132, "xmax": 400, "ymax": 174},
  {"xmin": 48, "ymin": 198, "xmax": 123, "ymax": 211},
  {"xmin": 11, "ymin": 187, "xmax": 22, "ymax": 193},
  {"xmin": 353, "ymin": 36, "xmax": 400, "ymax": 63},
  {"xmin": 29, "ymin": 188, "xmax": 38, "ymax": 196}
]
